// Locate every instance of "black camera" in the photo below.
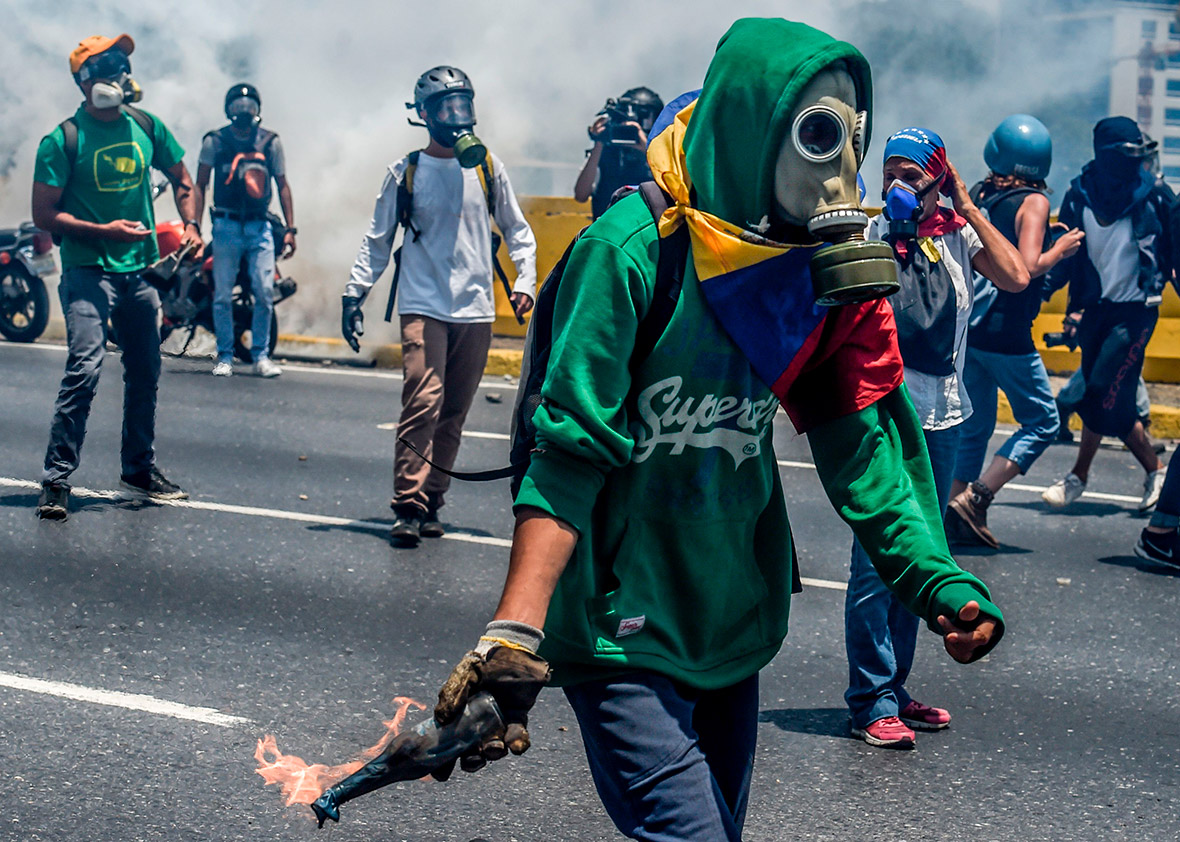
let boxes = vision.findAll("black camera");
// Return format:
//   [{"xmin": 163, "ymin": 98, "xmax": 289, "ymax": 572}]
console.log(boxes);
[
  {"xmin": 1042, "ymin": 331, "xmax": 1079, "ymax": 351},
  {"xmin": 595, "ymin": 98, "xmax": 644, "ymax": 146}
]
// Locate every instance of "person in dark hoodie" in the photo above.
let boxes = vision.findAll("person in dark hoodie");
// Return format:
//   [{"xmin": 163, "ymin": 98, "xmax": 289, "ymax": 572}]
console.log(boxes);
[
  {"xmin": 1041, "ymin": 117, "xmax": 1173, "ymax": 513},
  {"xmin": 425, "ymin": 20, "xmax": 1003, "ymax": 840}
]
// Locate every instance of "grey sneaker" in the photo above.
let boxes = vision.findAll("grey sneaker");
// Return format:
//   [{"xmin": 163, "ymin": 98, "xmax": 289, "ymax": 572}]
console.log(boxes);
[
  {"xmin": 1139, "ymin": 468, "xmax": 1166, "ymax": 512},
  {"xmin": 36, "ymin": 482, "xmax": 69, "ymax": 521},
  {"xmin": 1042, "ymin": 472, "xmax": 1085, "ymax": 508},
  {"xmin": 212, "ymin": 360, "xmax": 233, "ymax": 377},
  {"xmin": 120, "ymin": 466, "xmax": 188, "ymax": 501},
  {"xmin": 253, "ymin": 357, "xmax": 281, "ymax": 378}
]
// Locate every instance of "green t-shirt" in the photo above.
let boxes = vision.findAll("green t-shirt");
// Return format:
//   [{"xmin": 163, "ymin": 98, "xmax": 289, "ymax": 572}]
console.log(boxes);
[{"xmin": 34, "ymin": 106, "xmax": 185, "ymax": 273}]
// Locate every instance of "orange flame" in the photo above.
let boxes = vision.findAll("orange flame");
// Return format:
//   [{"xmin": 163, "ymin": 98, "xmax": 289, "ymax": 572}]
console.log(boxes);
[{"xmin": 254, "ymin": 696, "xmax": 427, "ymax": 807}]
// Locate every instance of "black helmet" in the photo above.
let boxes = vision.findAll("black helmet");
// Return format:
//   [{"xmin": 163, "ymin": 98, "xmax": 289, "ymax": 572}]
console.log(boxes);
[
  {"xmin": 618, "ymin": 86, "xmax": 663, "ymax": 129},
  {"xmin": 225, "ymin": 82, "xmax": 261, "ymax": 116},
  {"xmin": 410, "ymin": 66, "xmax": 474, "ymax": 111}
]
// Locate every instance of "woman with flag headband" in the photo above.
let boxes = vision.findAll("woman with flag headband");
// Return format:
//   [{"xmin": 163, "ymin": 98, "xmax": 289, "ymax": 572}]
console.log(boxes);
[
  {"xmin": 427, "ymin": 19, "xmax": 1005, "ymax": 839},
  {"xmin": 843, "ymin": 127, "xmax": 1027, "ymax": 749}
]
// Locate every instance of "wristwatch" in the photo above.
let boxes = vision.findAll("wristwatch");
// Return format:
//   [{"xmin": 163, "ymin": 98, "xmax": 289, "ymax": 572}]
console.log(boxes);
[
  {"xmin": 183, "ymin": 219, "xmax": 201, "ymax": 234},
  {"xmin": 286, "ymin": 227, "xmax": 298, "ymax": 235}
]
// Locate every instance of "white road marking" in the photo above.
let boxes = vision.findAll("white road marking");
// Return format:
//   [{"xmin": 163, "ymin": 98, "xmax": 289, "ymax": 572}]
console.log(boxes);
[
  {"xmin": 0, "ymin": 670, "xmax": 251, "ymax": 727},
  {"xmin": 800, "ymin": 577, "xmax": 847, "ymax": 591},
  {"xmin": 777, "ymin": 460, "xmax": 1141, "ymax": 505},
  {"xmin": 374, "ymin": 423, "xmax": 510, "ymax": 441},
  {"xmin": 1, "ymin": 341, "xmax": 516, "ymax": 390},
  {"xmin": 2, "ymin": 477, "xmax": 857, "ymax": 592},
  {"xmin": 0, "ymin": 477, "xmax": 512, "ymax": 548}
]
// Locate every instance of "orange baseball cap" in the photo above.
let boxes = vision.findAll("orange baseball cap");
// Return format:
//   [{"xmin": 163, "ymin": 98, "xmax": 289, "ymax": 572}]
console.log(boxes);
[{"xmin": 69, "ymin": 34, "xmax": 135, "ymax": 75}]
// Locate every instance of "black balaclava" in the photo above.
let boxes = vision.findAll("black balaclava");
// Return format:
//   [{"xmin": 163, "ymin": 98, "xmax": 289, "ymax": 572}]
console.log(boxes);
[{"xmin": 1078, "ymin": 116, "xmax": 1154, "ymax": 223}]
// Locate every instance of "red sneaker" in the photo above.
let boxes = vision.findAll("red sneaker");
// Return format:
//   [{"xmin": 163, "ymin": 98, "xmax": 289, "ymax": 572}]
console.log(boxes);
[
  {"xmin": 851, "ymin": 716, "xmax": 915, "ymax": 749},
  {"xmin": 899, "ymin": 700, "xmax": 951, "ymax": 731}
]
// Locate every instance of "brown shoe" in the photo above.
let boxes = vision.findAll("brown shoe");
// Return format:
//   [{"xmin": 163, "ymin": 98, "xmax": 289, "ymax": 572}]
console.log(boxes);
[{"xmin": 947, "ymin": 482, "xmax": 999, "ymax": 549}]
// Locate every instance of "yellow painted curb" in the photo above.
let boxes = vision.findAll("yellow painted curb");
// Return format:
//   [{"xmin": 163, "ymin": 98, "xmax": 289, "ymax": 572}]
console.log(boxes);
[
  {"xmin": 995, "ymin": 392, "xmax": 1180, "ymax": 439},
  {"xmin": 362, "ymin": 343, "xmax": 524, "ymax": 378}
]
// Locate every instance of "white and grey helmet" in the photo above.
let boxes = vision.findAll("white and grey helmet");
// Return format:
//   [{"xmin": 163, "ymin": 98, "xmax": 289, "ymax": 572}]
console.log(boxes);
[{"xmin": 408, "ymin": 66, "xmax": 475, "ymax": 111}]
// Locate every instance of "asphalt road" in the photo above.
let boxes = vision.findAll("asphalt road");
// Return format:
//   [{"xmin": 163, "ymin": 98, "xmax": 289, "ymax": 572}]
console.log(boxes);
[{"xmin": 1, "ymin": 339, "xmax": 1178, "ymax": 842}]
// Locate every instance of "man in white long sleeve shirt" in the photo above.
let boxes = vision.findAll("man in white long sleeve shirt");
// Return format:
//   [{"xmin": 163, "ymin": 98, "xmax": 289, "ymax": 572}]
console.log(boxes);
[{"xmin": 342, "ymin": 66, "xmax": 537, "ymax": 546}]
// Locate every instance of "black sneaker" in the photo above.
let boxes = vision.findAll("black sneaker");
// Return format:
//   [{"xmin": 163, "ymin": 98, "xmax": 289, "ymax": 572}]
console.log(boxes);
[
  {"xmin": 419, "ymin": 507, "xmax": 445, "ymax": 539},
  {"xmin": 36, "ymin": 482, "xmax": 69, "ymax": 521},
  {"xmin": 1134, "ymin": 528, "xmax": 1180, "ymax": 569},
  {"xmin": 390, "ymin": 505, "xmax": 422, "ymax": 547},
  {"xmin": 119, "ymin": 466, "xmax": 188, "ymax": 501}
]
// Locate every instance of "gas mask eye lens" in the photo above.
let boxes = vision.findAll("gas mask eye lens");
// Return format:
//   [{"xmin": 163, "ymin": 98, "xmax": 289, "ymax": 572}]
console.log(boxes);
[
  {"xmin": 792, "ymin": 106, "xmax": 847, "ymax": 163},
  {"xmin": 429, "ymin": 93, "xmax": 475, "ymax": 127},
  {"xmin": 81, "ymin": 49, "xmax": 131, "ymax": 83}
]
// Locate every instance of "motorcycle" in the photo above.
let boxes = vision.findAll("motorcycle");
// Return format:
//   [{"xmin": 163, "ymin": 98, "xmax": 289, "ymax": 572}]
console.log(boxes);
[
  {"xmin": 149, "ymin": 212, "xmax": 297, "ymax": 361},
  {"xmin": 0, "ymin": 222, "xmax": 57, "ymax": 343}
]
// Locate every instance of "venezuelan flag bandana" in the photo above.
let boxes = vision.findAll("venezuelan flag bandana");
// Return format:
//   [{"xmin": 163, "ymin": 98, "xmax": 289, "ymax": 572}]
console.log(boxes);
[{"xmin": 646, "ymin": 98, "xmax": 904, "ymax": 433}]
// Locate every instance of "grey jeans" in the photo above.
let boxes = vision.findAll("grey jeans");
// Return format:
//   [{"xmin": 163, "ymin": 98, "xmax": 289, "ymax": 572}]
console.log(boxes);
[{"xmin": 42, "ymin": 266, "xmax": 161, "ymax": 485}]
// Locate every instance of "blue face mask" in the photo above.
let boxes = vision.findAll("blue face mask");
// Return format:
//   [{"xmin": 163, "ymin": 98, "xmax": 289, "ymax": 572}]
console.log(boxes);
[{"xmin": 882, "ymin": 176, "xmax": 940, "ymax": 239}]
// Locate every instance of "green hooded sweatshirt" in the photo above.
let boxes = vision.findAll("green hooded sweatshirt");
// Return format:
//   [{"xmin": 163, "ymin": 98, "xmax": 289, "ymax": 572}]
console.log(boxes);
[{"xmin": 514, "ymin": 19, "xmax": 1003, "ymax": 689}]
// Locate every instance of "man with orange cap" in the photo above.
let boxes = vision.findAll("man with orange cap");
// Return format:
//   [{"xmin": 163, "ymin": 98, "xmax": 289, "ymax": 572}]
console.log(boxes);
[{"xmin": 31, "ymin": 34, "xmax": 203, "ymax": 521}]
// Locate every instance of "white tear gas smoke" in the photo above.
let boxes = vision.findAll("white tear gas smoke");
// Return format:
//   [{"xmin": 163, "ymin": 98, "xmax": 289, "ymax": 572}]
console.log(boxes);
[{"xmin": 0, "ymin": 0, "xmax": 1115, "ymax": 338}]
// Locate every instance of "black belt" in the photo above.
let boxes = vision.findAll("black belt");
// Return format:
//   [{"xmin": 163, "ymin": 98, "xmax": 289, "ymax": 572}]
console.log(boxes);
[{"xmin": 211, "ymin": 208, "xmax": 268, "ymax": 222}]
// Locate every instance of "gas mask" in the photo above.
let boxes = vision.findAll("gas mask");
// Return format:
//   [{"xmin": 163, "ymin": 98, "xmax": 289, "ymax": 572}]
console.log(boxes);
[
  {"xmin": 881, "ymin": 176, "xmax": 941, "ymax": 242},
  {"xmin": 422, "ymin": 92, "xmax": 486, "ymax": 168},
  {"xmin": 227, "ymin": 96, "xmax": 261, "ymax": 131},
  {"xmin": 772, "ymin": 68, "xmax": 898, "ymax": 306},
  {"xmin": 78, "ymin": 49, "xmax": 142, "ymax": 109}
]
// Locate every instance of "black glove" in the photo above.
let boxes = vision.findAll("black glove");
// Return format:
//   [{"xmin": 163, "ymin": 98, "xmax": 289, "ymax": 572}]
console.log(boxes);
[
  {"xmin": 431, "ymin": 621, "xmax": 550, "ymax": 780},
  {"xmin": 342, "ymin": 294, "xmax": 364, "ymax": 353}
]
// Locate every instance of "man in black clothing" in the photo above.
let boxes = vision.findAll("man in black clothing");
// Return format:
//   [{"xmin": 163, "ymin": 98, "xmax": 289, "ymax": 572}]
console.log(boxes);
[{"xmin": 1042, "ymin": 117, "xmax": 1174, "ymax": 512}]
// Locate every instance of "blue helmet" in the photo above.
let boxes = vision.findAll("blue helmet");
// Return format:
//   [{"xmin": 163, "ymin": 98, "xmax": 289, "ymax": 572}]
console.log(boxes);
[{"xmin": 984, "ymin": 114, "xmax": 1052, "ymax": 181}]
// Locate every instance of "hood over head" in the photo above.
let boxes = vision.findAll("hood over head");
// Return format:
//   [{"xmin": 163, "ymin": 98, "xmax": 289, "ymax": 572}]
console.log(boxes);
[
  {"xmin": 682, "ymin": 18, "xmax": 872, "ymax": 232},
  {"xmin": 1076, "ymin": 116, "xmax": 1156, "ymax": 222}
]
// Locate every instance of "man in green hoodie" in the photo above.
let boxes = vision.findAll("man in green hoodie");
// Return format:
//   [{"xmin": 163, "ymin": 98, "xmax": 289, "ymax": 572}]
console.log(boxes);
[{"xmin": 429, "ymin": 19, "xmax": 1004, "ymax": 840}]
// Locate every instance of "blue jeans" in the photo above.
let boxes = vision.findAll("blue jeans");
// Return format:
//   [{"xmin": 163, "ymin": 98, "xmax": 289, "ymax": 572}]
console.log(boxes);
[
  {"xmin": 564, "ymin": 671, "xmax": 758, "ymax": 841},
  {"xmin": 954, "ymin": 347, "xmax": 1059, "ymax": 482},
  {"xmin": 43, "ymin": 267, "xmax": 161, "ymax": 484},
  {"xmin": 211, "ymin": 216, "xmax": 275, "ymax": 362},
  {"xmin": 844, "ymin": 425, "xmax": 959, "ymax": 729}
]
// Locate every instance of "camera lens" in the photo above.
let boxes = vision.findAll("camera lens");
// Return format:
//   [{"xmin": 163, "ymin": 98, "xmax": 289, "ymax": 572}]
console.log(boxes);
[{"xmin": 792, "ymin": 106, "xmax": 847, "ymax": 163}]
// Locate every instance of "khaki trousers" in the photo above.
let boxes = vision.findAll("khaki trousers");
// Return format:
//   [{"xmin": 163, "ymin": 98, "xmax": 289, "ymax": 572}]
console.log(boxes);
[{"xmin": 393, "ymin": 315, "xmax": 492, "ymax": 514}]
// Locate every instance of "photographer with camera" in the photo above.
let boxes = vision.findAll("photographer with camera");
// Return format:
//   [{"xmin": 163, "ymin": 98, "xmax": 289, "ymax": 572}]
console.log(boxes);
[
  {"xmin": 945, "ymin": 115, "xmax": 1083, "ymax": 549},
  {"xmin": 573, "ymin": 87, "xmax": 663, "ymax": 220}
]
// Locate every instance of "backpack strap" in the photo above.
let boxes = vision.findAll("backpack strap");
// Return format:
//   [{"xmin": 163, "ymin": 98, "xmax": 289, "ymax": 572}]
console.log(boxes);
[
  {"xmin": 122, "ymin": 105, "xmax": 171, "ymax": 173},
  {"xmin": 385, "ymin": 150, "xmax": 422, "ymax": 322},
  {"xmin": 631, "ymin": 181, "xmax": 688, "ymax": 369},
  {"xmin": 977, "ymin": 185, "xmax": 1041, "ymax": 214},
  {"xmin": 59, "ymin": 117, "xmax": 79, "ymax": 172},
  {"xmin": 397, "ymin": 150, "xmax": 422, "ymax": 242},
  {"xmin": 476, "ymin": 153, "xmax": 496, "ymax": 217}
]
